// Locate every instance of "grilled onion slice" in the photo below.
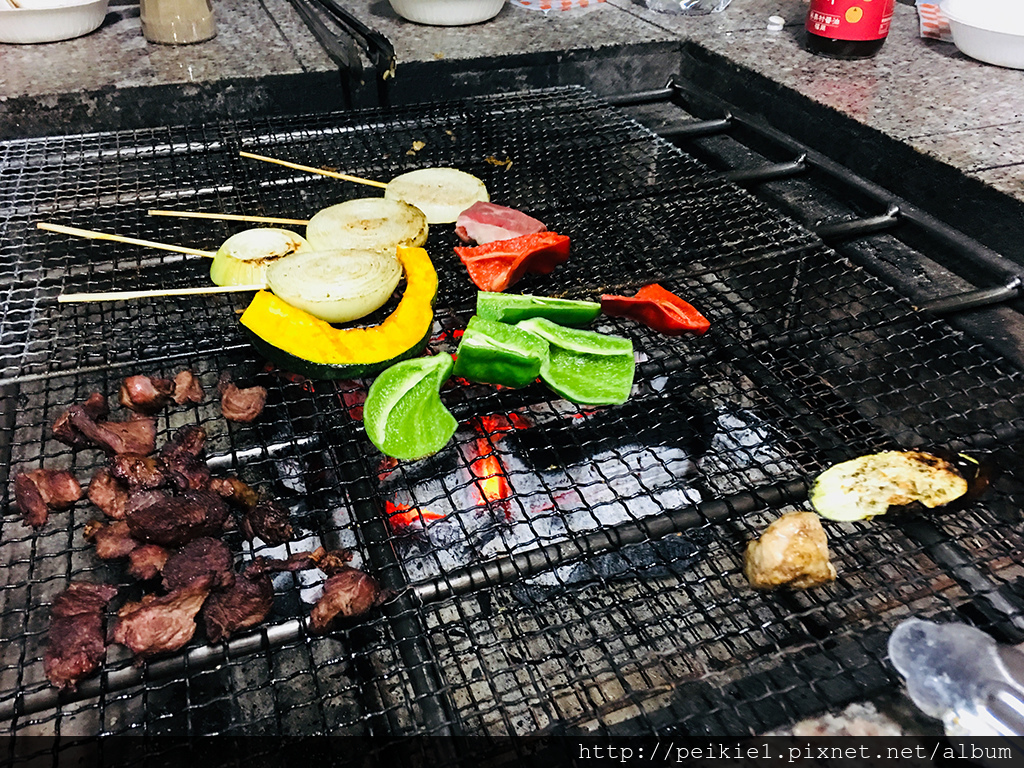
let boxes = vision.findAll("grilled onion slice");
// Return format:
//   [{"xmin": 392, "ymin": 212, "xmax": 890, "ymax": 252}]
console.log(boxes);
[
  {"xmin": 384, "ymin": 168, "xmax": 489, "ymax": 225},
  {"xmin": 809, "ymin": 450, "xmax": 970, "ymax": 522},
  {"xmin": 305, "ymin": 198, "xmax": 428, "ymax": 252},
  {"xmin": 210, "ymin": 228, "xmax": 310, "ymax": 287},
  {"xmin": 266, "ymin": 248, "xmax": 402, "ymax": 324}
]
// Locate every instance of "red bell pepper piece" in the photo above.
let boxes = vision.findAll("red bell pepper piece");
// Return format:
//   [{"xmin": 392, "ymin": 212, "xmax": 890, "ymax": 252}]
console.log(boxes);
[
  {"xmin": 600, "ymin": 283, "xmax": 710, "ymax": 336},
  {"xmin": 454, "ymin": 232, "xmax": 570, "ymax": 292}
]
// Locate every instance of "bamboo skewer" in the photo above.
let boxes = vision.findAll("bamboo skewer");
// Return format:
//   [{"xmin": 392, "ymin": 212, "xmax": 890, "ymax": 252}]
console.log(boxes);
[
  {"xmin": 148, "ymin": 209, "xmax": 310, "ymax": 226},
  {"xmin": 37, "ymin": 222, "xmax": 215, "ymax": 258},
  {"xmin": 58, "ymin": 284, "xmax": 265, "ymax": 303},
  {"xmin": 239, "ymin": 151, "xmax": 389, "ymax": 189}
]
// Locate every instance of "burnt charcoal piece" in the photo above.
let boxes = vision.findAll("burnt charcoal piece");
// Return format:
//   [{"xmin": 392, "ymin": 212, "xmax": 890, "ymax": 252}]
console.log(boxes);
[
  {"xmin": 173, "ymin": 370, "xmax": 204, "ymax": 405},
  {"xmin": 67, "ymin": 409, "xmax": 157, "ymax": 456},
  {"xmin": 87, "ymin": 467, "xmax": 129, "ymax": 520},
  {"xmin": 85, "ymin": 520, "xmax": 140, "ymax": 560},
  {"xmin": 240, "ymin": 501, "xmax": 293, "ymax": 545},
  {"xmin": 127, "ymin": 544, "xmax": 171, "ymax": 581},
  {"xmin": 310, "ymin": 547, "xmax": 354, "ymax": 576},
  {"xmin": 209, "ymin": 476, "xmax": 259, "ymax": 510},
  {"xmin": 202, "ymin": 565, "xmax": 274, "ymax": 643},
  {"xmin": 119, "ymin": 375, "xmax": 175, "ymax": 414},
  {"xmin": 162, "ymin": 537, "xmax": 235, "ymax": 592},
  {"xmin": 309, "ymin": 568, "xmax": 382, "ymax": 633},
  {"xmin": 14, "ymin": 469, "xmax": 83, "ymax": 528},
  {"xmin": 112, "ymin": 575, "xmax": 212, "ymax": 659},
  {"xmin": 125, "ymin": 490, "xmax": 228, "ymax": 547},
  {"xmin": 44, "ymin": 581, "xmax": 118, "ymax": 690},
  {"xmin": 52, "ymin": 393, "xmax": 109, "ymax": 448},
  {"xmin": 159, "ymin": 425, "xmax": 210, "ymax": 491},
  {"xmin": 513, "ymin": 382, "xmax": 717, "ymax": 471},
  {"xmin": 219, "ymin": 373, "xmax": 267, "ymax": 423},
  {"xmin": 110, "ymin": 453, "xmax": 168, "ymax": 490}
]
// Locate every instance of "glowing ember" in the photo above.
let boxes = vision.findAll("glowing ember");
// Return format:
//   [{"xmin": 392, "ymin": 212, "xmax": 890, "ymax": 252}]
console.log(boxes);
[{"xmin": 385, "ymin": 501, "xmax": 445, "ymax": 531}]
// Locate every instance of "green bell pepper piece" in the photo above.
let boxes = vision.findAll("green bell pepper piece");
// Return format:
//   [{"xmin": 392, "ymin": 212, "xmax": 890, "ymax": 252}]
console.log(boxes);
[
  {"xmin": 476, "ymin": 291, "xmax": 601, "ymax": 326},
  {"xmin": 453, "ymin": 316, "xmax": 548, "ymax": 388},
  {"xmin": 516, "ymin": 318, "xmax": 635, "ymax": 405},
  {"xmin": 363, "ymin": 354, "xmax": 457, "ymax": 461}
]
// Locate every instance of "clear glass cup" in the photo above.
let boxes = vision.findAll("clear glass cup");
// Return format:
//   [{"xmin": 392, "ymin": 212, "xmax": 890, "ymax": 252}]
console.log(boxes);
[
  {"xmin": 140, "ymin": 0, "xmax": 217, "ymax": 44},
  {"xmin": 645, "ymin": 0, "xmax": 730, "ymax": 15}
]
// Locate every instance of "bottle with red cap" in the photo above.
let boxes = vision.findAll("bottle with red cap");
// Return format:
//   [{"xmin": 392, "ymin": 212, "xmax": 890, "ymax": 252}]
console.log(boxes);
[{"xmin": 806, "ymin": 0, "xmax": 896, "ymax": 59}]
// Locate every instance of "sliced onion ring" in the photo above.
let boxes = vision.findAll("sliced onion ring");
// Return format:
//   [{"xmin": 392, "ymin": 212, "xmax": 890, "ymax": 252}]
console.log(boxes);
[
  {"xmin": 266, "ymin": 248, "xmax": 402, "ymax": 324},
  {"xmin": 305, "ymin": 197, "xmax": 428, "ymax": 253},
  {"xmin": 210, "ymin": 228, "xmax": 310, "ymax": 287},
  {"xmin": 384, "ymin": 168, "xmax": 489, "ymax": 225}
]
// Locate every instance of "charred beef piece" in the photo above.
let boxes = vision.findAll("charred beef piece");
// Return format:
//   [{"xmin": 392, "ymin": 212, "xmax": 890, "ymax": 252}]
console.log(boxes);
[
  {"xmin": 247, "ymin": 552, "xmax": 319, "ymax": 577},
  {"xmin": 159, "ymin": 425, "xmax": 210, "ymax": 491},
  {"xmin": 127, "ymin": 544, "xmax": 171, "ymax": 581},
  {"xmin": 219, "ymin": 373, "xmax": 267, "ymax": 423},
  {"xmin": 44, "ymin": 581, "xmax": 118, "ymax": 690},
  {"xmin": 87, "ymin": 467, "xmax": 129, "ymax": 520},
  {"xmin": 109, "ymin": 453, "xmax": 168, "ymax": 490},
  {"xmin": 119, "ymin": 375, "xmax": 175, "ymax": 415},
  {"xmin": 14, "ymin": 469, "xmax": 83, "ymax": 528},
  {"xmin": 162, "ymin": 537, "xmax": 235, "ymax": 592},
  {"xmin": 202, "ymin": 565, "xmax": 274, "ymax": 643},
  {"xmin": 52, "ymin": 393, "xmax": 109, "ymax": 448},
  {"xmin": 240, "ymin": 500, "xmax": 293, "ymax": 545},
  {"xmin": 112, "ymin": 575, "xmax": 212, "ymax": 659},
  {"xmin": 310, "ymin": 547, "xmax": 354, "ymax": 576},
  {"xmin": 67, "ymin": 409, "xmax": 157, "ymax": 456},
  {"xmin": 85, "ymin": 520, "xmax": 140, "ymax": 560},
  {"xmin": 125, "ymin": 490, "xmax": 229, "ymax": 547},
  {"xmin": 209, "ymin": 476, "xmax": 259, "ymax": 510},
  {"xmin": 309, "ymin": 568, "xmax": 382, "ymax": 634},
  {"xmin": 173, "ymin": 370, "xmax": 204, "ymax": 405}
]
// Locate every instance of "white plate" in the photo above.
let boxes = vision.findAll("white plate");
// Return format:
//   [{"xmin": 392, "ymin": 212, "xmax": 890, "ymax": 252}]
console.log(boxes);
[
  {"xmin": 0, "ymin": 0, "xmax": 109, "ymax": 44},
  {"xmin": 941, "ymin": 0, "xmax": 1024, "ymax": 69}
]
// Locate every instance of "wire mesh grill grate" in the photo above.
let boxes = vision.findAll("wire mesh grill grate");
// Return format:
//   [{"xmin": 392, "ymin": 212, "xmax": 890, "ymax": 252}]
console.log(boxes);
[{"xmin": 2, "ymin": 87, "xmax": 1024, "ymax": 752}]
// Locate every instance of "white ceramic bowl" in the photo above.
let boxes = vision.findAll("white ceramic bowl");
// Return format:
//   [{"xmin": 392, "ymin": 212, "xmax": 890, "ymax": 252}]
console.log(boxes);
[
  {"xmin": 0, "ymin": 0, "xmax": 109, "ymax": 44},
  {"xmin": 387, "ymin": 0, "xmax": 505, "ymax": 25},
  {"xmin": 940, "ymin": 0, "xmax": 1024, "ymax": 69}
]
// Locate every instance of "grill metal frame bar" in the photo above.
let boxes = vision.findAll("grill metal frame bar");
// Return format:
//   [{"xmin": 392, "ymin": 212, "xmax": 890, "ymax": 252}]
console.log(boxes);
[{"xmin": 1, "ymin": 84, "xmax": 1023, "ymax": 747}]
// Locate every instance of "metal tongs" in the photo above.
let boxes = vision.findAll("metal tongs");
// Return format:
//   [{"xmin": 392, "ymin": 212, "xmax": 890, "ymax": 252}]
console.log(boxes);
[
  {"xmin": 890, "ymin": 618, "xmax": 1024, "ymax": 743},
  {"xmin": 288, "ymin": 0, "xmax": 396, "ymax": 104}
]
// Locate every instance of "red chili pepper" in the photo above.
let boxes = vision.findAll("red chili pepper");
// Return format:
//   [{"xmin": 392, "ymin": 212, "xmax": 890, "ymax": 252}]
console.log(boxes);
[
  {"xmin": 454, "ymin": 232, "xmax": 570, "ymax": 292},
  {"xmin": 600, "ymin": 284, "xmax": 710, "ymax": 336}
]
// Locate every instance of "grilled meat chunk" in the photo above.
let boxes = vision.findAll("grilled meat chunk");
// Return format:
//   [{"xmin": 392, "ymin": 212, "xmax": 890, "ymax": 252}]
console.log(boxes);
[
  {"xmin": 247, "ymin": 552, "xmax": 318, "ymax": 577},
  {"xmin": 127, "ymin": 544, "xmax": 171, "ymax": 581},
  {"xmin": 310, "ymin": 546, "xmax": 354, "ymax": 576},
  {"xmin": 159, "ymin": 425, "xmax": 210, "ymax": 491},
  {"xmin": 14, "ymin": 469, "xmax": 83, "ymax": 528},
  {"xmin": 209, "ymin": 476, "xmax": 259, "ymax": 510},
  {"xmin": 87, "ymin": 467, "xmax": 129, "ymax": 520},
  {"xmin": 744, "ymin": 511, "xmax": 837, "ymax": 591},
  {"xmin": 109, "ymin": 453, "xmax": 168, "ymax": 490},
  {"xmin": 63, "ymin": 407, "xmax": 157, "ymax": 456},
  {"xmin": 52, "ymin": 393, "xmax": 109, "ymax": 448},
  {"xmin": 455, "ymin": 201, "xmax": 546, "ymax": 245},
  {"xmin": 240, "ymin": 500, "xmax": 293, "ymax": 545},
  {"xmin": 202, "ymin": 565, "xmax": 274, "ymax": 643},
  {"xmin": 219, "ymin": 374, "xmax": 267, "ymax": 423},
  {"xmin": 112, "ymin": 575, "xmax": 212, "ymax": 659},
  {"xmin": 126, "ymin": 490, "xmax": 229, "ymax": 547},
  {"xmin": 85, "ymin": 520, "xmax": 140, "ymax": 560},
  {"xmin": 309, "ymin": 568, "xmax": 382, "ymax": 633},
  {"xmin": 173, "ymin": 370, "xmax": 204, "ymax": 405},
  {"xmin": 44, "ymin": 582, "xmax": 118, "ymax": 690},
  {"xmin": 162, "ymin": 537, "xmax": 235, "ymax": 592},
  {"xmin": 119, "ymin": 375, "xmax": 175, "ymax": 414}
]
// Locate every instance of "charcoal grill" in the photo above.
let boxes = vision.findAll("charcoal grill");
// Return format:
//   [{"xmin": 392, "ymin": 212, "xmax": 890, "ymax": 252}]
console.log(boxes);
[{"xmin": 2, "ymin": 82, "xmax": 1024, "ymax": 757}]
